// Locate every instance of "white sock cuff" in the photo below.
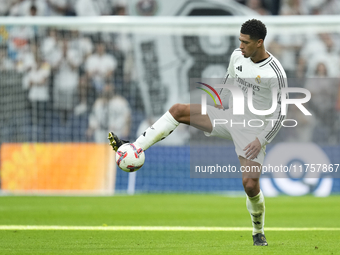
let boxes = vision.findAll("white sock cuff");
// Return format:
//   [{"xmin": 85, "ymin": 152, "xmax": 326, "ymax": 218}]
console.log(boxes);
[
  {"xmin": 164, "ymin": 111, "xmax": 180, "ymax": 126},
  {"xmin": 247, "ymin": 190, "xmax": 263, "ymax": 202}
]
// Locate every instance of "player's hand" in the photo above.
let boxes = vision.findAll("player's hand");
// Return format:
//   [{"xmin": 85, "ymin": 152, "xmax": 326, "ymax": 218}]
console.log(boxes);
[
  {"xmin": 243, "ymin": 138, "xmax": 261, "ymax": 160},
  {"xmin": 214, "ymin": 104, "xmax": 223, "ymax": 109}
]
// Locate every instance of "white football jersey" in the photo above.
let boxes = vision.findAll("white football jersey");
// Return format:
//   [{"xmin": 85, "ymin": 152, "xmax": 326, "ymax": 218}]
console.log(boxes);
[{"xmin": 218, "ymin": 49, "xmax": 288, "ymax": 146}]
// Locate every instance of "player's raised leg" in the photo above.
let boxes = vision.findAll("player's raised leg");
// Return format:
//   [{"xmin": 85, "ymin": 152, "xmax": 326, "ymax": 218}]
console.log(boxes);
[
  {"xmin": 133, "ymin": 103, "xmax": 213, "ymax": 151},
  {"xmin": 108, "ymin": 103, "xmax": 212, "ymax": 152},
  {"xmin": 240, "ymin": 156, "xmax": 268, "ymax": 246}
]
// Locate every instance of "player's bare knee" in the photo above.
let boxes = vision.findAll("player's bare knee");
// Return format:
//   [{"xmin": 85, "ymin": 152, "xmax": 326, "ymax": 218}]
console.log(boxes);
[
  {"xmin": 242, "ymin": 178, "xmax": 258, "ymax": 196},
  {"xmin": 169, "ymin": 103, "xmax": 188, "ymax": 122}
]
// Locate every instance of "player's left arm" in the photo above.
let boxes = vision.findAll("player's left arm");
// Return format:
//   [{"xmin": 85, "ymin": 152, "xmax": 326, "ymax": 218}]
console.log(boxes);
[
  {"xmin": 215, "ymin": 50, "xmax": 238, "ymax": 109},
  {"xmin": 244, "ymin": 73, "xmax": 287, "ymax": 160}
]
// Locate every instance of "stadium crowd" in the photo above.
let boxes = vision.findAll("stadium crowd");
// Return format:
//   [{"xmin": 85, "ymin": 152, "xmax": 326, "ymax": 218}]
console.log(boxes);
[{"xmin": 0, "ymin": 0, "xmax": 339, "ymax": 145}]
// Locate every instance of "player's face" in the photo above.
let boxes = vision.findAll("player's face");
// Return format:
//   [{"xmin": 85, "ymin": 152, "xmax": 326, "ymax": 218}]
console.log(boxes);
[{"xmin": 239, "ymin": 33, "xmax": 260, "ymax": 58}]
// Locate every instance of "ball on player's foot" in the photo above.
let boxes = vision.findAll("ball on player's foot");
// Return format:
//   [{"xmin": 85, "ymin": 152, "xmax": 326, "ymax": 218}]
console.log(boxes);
[{"xmin": 116, "ymin": 143, "xmax": 145, "ymax": 172}]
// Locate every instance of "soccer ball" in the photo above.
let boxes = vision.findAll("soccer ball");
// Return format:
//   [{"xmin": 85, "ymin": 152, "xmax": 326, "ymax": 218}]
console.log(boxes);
[{"xmin": 116, "ymin": 143, "xmax": 145, "ymax": 172}]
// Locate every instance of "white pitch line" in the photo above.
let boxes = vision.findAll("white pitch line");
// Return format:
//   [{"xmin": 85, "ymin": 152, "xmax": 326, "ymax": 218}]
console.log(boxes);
[{"xmin": 0, "ymin": 226, "xmax": 339, "ymax": 231}]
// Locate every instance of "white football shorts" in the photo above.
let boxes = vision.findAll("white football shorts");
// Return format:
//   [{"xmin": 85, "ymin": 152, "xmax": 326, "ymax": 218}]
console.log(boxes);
[{"xmin": 204, "ymin": 105, "xmax": 266, "ymax": 165}]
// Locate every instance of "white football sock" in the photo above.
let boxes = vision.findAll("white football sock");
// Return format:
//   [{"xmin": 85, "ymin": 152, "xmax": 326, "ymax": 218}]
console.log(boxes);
[
  {"xmin": 246, "ymin": 190, "xmax": 265, "ymax": 235},
  {"xmin": 134, "ymin": 111, "xmax": 179, "ymax": 151}
]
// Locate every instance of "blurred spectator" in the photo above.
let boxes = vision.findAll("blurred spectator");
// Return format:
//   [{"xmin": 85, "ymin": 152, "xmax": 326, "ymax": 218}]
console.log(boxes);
[
  {"xmin": 22, "ymin": 53, "xmax": 51, "ymax": 140},
  {"xmin": 298, "ymin": 33, "xmax": 340, "ymax": 78},
  {"xmin": 305, "ymin": 0, "xmax": 340, "ymax": 15},
  {"xmin": 16, "ymin": 41, "xmax": 37, "ymax": 72},
  {"xmin": 100, "ymin": 32, "xmax": 127, "ymax": 89},
  {"xmin": 29, "ymin": 4, "xmax": 37, "ymax": 16},
  {"xmin": 41, "ymin": 28, "xmax": 58, "ymax": 64},
  {"xmin": 0, "ymin": 25, "xmax": 9, "ymax": 43},
  {"xmin": 7, "ymin": 4, "xmax": 41, "ymax": 69},
  {"xmin": 74, "ymin": 74, "xmax": 95, "ymax": 116},
  {"xmin": 0, "ymin": 45, "xmax": 15, "ymax": 71},
  {"xmin": 0, "ymin": 0, "xmax": 15, "ymax": 16},
  {"xmin": 87, "ymin": 83, "xmax": 131, "ymax": 143},
  {"xmin": 279, "ymin": 0, "xmax": 307, "ymax": 15},
  {"xmin": 68, "ymin": 30, "xmax": 93, "ymax": 62},
  {"xmin": 117, "ymin": 33, "xmax": 135, "ymax": 86},
  {"xmin": 262, "ymin": 0, "xmax": 280, "ymax": 15},
  {"xmin": 9, "ymin": 0, "xmax": 47, "ymax": 16},
  {"xmin": 85, "ymin": 42, "xmax": 117, "ymax": 94},
  {"xmin": 268, "ymin": 34, "xmax": 303, "ymax": 78},
  {"xmin": 318, "ymin": 0, "xmax": 340, "ymax": 15},
  {"xmin": 113, "ymin": 0, "xmax": 128, "ymax": 15},
  {"xmin": 45, "ymin": 0, "xmax": 69, "ymax": 16},
  {"xmin": 246, "ymin": 0, "xmax": 271, "ymax": 15},
  {"xmin": 304, "ymin": 62, "xmax": 339, "ymax": 143},
  {"xmin": 52, "ymin": 39, "xmax": 81, "ymax": 124},
  {"xmin": 8, "ymin": 25, "xmax": 35, "ymax": 60},
  {"xmin": 102, "ymin": 1, "xmax": 132, "ymax": 86},
  {"xmin": 22, "ymin": 53, "xmax": 50, "ymax": 103},
  {"xmin": 115, "ymin": 5, "xmax": 126, "ymax": 15},
  {"xmin": 74, "ymin": 0, "xmax": 113, "ymax": 16},
  {"xmin": 9, "ymin": 0, "xmax": 25, "ymax": 16}
]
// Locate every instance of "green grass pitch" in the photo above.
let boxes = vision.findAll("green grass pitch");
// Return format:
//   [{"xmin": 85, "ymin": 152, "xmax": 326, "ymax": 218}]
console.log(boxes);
[{"xmin": 0, "ymin": 194, "xmax": 339, "ymax": 255}]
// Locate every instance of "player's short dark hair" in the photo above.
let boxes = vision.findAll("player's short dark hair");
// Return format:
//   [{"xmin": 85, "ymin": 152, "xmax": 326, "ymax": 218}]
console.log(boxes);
[{"xmin": 240, "ymin": 19, "xmax": 267, "ymax": 41}]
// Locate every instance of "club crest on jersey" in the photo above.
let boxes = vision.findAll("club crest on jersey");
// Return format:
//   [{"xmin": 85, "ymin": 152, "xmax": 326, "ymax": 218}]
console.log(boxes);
[{"xmin": 255, "ymin": 75, "xmax": 261, "ymax": 84}]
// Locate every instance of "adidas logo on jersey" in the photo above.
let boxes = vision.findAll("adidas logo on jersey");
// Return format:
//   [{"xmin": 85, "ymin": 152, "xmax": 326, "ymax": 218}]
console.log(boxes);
[{"xmin": 236, "ymin": 65, "xmax": 242, "ymax": 72}]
